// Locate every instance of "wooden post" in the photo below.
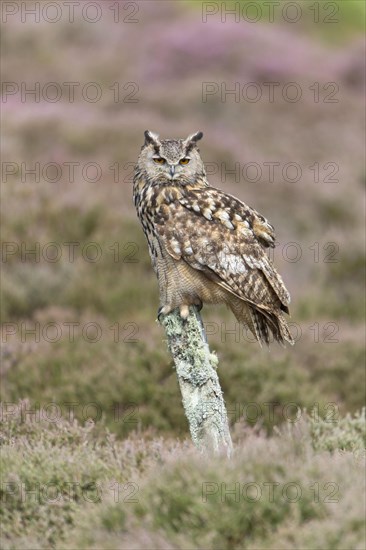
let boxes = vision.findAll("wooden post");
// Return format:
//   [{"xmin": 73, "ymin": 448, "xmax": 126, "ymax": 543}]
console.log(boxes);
[{"xmin": 160, "ymin": 306, "xmax": 233, "ymax": 457}]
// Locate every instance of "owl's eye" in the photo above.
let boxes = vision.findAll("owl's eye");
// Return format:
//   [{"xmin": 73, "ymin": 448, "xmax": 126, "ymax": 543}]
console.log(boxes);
[
  {"xmin": 179, "ymin": 158, "xmax": 190, "ymax": 165},
  {"xmin": 153, "ymin": 157, "xmax": 165, "ymax": 164}
]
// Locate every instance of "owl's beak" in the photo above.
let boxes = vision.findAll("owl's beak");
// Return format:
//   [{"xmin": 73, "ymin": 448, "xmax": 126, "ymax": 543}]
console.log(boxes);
[{"xmin": 169, "ymin": 165, "xmax": 175, "ymax": 177}]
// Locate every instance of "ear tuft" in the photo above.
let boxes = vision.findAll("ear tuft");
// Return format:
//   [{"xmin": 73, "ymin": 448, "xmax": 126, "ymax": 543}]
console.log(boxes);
[
  {"xmin": 144, "ymin": 130, "xmax": 160, "ymax": 146},
  {"xmin": 185, "ymin": 131, "xmax": 203, "ymax": 145}
]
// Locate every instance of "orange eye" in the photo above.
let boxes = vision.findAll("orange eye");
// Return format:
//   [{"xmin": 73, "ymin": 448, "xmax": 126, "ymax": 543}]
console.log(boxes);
[
  {"xmin": 153, "ymin": 157, "xmax": 165, "ymax": 164},
  {"xmin": 180, "ymin": 158, "xmax": 190, "ymax": 165}
]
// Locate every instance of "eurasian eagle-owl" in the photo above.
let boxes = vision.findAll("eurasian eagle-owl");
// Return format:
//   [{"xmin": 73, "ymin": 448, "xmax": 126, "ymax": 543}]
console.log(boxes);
[{"xmin": 133, "ymin": 130, "xmax": 293, "ymax": 346}]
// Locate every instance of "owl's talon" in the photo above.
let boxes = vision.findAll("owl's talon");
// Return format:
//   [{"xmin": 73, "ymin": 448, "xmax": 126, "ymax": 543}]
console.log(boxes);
[
  {"xmin": 157, "ymin": 305, "xmax": 174, "ymax": 322},
  {"xmin": 157, "ymin": 307, "xmax": 163, "ymax": 322},
  {"xmin": 179, "ymin": 304, "xmax": 190, "ymax": 320},
  {"xmin": 157, "ymin": 306, "xmax": 167, "ymax": 322}
]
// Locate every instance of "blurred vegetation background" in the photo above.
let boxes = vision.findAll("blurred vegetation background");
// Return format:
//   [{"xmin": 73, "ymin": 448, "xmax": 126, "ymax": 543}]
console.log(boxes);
[{"xmin": 1, "ymin": 1, "xmax": 365, "ymax": 548}]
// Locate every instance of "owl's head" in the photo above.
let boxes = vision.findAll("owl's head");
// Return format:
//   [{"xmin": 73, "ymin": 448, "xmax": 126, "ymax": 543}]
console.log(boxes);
[{"xmin": 137, "ymin": 130, "xmax": 205, "ymax": 185}]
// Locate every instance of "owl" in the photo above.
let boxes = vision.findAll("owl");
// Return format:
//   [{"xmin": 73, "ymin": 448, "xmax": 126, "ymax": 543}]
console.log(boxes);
[{"xmin": 133, "ymin": 130, "xmax": 294, "ymax": 346}]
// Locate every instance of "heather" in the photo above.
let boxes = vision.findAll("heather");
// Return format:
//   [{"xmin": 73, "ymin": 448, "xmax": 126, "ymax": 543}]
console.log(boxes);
[
  {"xmin": 1, "ymin": 407, "xmax": 365, "ymax": 550},
  {"xmin": 1, "ymin": 1, "xmax": 365, "ymax": 548}
]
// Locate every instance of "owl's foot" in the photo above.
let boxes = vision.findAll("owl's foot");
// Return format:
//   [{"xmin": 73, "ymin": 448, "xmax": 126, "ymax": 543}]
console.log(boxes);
[{"xmin": 157, "ymin": 304, "xmax": 192, "ymax": 322}]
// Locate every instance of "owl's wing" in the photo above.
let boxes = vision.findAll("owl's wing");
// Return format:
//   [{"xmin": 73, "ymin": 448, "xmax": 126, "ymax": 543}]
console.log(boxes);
[{"xmin": 154, "ymin": 186, "xmax": 290, "ymax": 311}]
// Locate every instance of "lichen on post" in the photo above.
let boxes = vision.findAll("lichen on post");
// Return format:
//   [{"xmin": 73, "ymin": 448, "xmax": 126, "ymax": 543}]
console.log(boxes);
[{"xmin": 159, "ymin": 305, "xmax": 233, "ymax": 457}]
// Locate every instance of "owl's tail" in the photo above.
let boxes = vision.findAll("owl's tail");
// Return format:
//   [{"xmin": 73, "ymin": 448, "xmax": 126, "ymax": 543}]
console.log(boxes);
[
  {"xmin": 229, "ymin": 298, "xmax": 294, "ymax": 347},
  {"xmin": 250, "ymin": 307, "xmax": 294, "ymax": 347}
]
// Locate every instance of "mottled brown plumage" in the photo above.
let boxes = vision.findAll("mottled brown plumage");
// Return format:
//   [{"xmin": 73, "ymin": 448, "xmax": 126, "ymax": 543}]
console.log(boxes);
[{"xmin": 133, "ymin": 130, "xmax": 294, "ymax": 346}]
